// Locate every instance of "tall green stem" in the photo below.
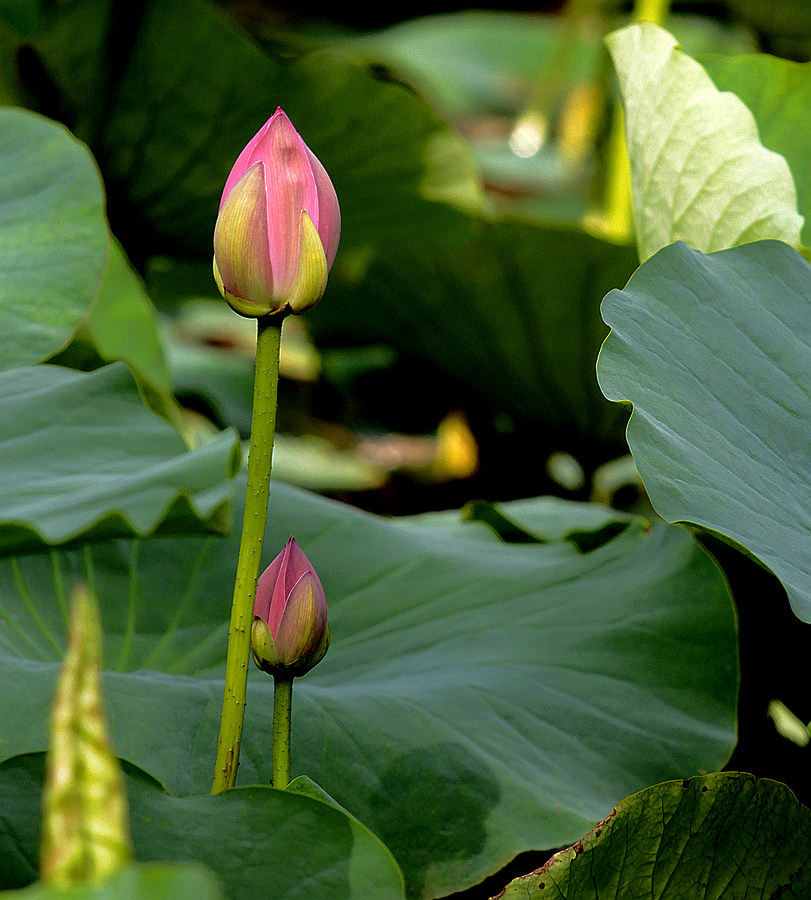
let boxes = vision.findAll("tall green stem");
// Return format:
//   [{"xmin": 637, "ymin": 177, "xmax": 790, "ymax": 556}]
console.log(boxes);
[
  {"xmin": 272, "ymin": 677, "xmax": 293, "ymax": 788},
  {"xmin": 601, "ymin": 0, "xmax": 672, "ymax": 240},
  {"xmin": 212, "ymin": 317, "xmax": 283, "ymax": 794}
]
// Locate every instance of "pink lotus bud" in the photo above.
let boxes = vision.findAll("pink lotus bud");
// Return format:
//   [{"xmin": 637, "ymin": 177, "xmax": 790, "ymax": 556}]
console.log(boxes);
[
  {"xmin": 213, "ymin": 108, "xmax": 341, "ymax": 319},
  {"xmin": 251, "ymin": 536, "xmax": 330, "ymax": 677}
]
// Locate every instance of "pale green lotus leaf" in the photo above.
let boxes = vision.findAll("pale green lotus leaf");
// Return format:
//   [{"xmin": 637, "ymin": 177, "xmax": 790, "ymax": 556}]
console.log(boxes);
[{"xmin": 607, "ymin": 23, "xmax": 803, "ymax": 261}]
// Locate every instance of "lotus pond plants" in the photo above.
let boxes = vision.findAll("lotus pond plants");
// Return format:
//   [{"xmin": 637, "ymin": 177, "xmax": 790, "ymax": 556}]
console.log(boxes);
[{"xmin": 0, "ymin": 1, "xmax": 809, "ymax": 899}]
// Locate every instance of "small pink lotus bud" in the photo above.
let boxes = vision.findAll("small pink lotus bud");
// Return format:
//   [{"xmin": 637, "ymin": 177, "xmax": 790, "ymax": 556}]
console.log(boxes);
[
  {"xmin": 251, "ymin": 536, "xmax": 330, "ymax": 677},
  {"xmin": 213, "ymin": 108, "xmax": 341, "ymax": 319}
]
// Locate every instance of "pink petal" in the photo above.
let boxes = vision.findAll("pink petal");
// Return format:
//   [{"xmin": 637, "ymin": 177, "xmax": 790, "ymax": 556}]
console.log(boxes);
[
  {"xmin": 260, "ymin": 111, "xmax": 319, "ymax": 295},
  {"xmin": 282, "ymin": 537, "xmax": 319, "ymax": 592},
  {"xmin": 256, "ymin": 535, "xmax": 300, "ymax": 625},
  {"xmin": 305, "ymin": 146, "xmax": 341, "ymax": 269},
  {"xmin": 268, "ymin": 537, "xmax": 296, "ymax": 635},
  {"xmin": 274, "ymin": 571, "xmax": 328, "ymax": 665}
]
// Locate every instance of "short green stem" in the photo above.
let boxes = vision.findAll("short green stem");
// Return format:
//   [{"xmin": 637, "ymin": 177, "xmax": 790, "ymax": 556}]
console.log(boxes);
[
  {"xmin": 212, "ymin": 317, "xmax": 283, "ymax": 794},
  {"xmin": 272, "ymin": 677, "xmax": 293, "ymax": 788}
]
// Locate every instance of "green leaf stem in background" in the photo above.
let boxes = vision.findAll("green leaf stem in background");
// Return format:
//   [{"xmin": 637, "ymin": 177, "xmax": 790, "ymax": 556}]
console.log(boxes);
[
  {"xmin": 597, "ymin": 239, "xmax": 811, "ymax": 618},
  {"xmin": 0, "ymin": 107, "xmax": 108, "ymax": 369},
  {"xmin": 0, "ymin": 755, "xmax": 406, "ymax": 900},
  {"xmin": 0, "ymin": 363, "xmax": 239, "ymax": 556},
  {"xmin": 499, "ymin": 773, "xmax": 811, "ymax": 899},
  {"xmin": 607, "ymin": 23, "xmax": 804, "ymax": 261},
  {"xmin": 0, "ymin": 479, "xmax": 737, "ymax": 898}
]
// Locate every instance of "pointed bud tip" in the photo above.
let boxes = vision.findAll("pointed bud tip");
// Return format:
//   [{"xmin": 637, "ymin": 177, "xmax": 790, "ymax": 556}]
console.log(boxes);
[{"xmin": 252, "ymin": 537, "xmax": 329, "ymax": 678}]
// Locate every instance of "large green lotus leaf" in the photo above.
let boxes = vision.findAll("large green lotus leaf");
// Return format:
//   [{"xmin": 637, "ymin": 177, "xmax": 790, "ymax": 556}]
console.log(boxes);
[
  {"xmin": 607, "ymin": 23, "xmax": 804, "ymax": 262},
  {"xmin": 0, "ymin": 106, "xmax": 108, "ymax": 369},
  {"xmin": 1, "ymin": 862, "xmax": 224, "ymax": 900},
  {"xmin": 313, "ymin": 217, "xmax": 639, "ymax": 444},
  {"xmin": 27, "ymin": 0, "xmax": 484, "ymax": 260},
  {"xmin": 700, "ymin": 53, "xmax": 811, "ymax": 247},
  {"xmin": 0, "ymin": 755, "xmax": 405, "ymax": 900},
  {"xmin": 0, "ymin": 479, "xmax": 737, "ymax": 898},
  {"xmin": 0, "ymin": 363, "xmax": 239, "ymax": 555},
  {"xmin": 51, "ymin": 237, "xmax": 179, "ymax": 424},
  {"xmin": 597, "ymin": 239, "xmax": 811, "ymax": 619},
  {"xmin": 499, "ymin": 773, "xmax": 811, "ymax": 898},
  {"xmin": 83, "ymin": 238, "xmax": 172, "ymax": 402}
]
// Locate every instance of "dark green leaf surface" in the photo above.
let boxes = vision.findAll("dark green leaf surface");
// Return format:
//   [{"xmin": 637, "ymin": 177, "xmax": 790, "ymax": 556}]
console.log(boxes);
[
  {"xmin": 0, "ymin": 755, "xmax": 405, "ymax": 900},
  {"xmin": 701, "ymin": 52, "xmax": 811, "ymax": 247},
  {"xmin": 0, "ymin": 107, "xmax": 108, "ymax": 369},
  {"xmin": 597, "ymin": 239, "xmax": 811, "ymax": 619},
  {"xmin": 165, "ymin": 335, "xmax": 255, "ymax": 435},
  {"xmin": 315, "ymin": 218, "xmax": 639, "ymax": 442},
  {"xmin": 499, "ymin": 773, "xmax": 811, "ymax": 899},
  {"xmin": 725, "ymin": 0, "xmax": 811, "ymax": 40},
  {"xmin": 0, "ymin": 363, "xmax": 239, "ymax": 555},
  {"xmin": 1, "ymin": 862, "xmax": 225, "ymax": 900},
  {"xmin": 51, "ymin": 237, "xmax": 180, "ymax": 425},
  {"xmin": 83, "ymin": 239, "xmax": 172, "ymax": 401},
  {"xmin": 0, "ymin": 480, "xmax": 737, "ymax": 897}
]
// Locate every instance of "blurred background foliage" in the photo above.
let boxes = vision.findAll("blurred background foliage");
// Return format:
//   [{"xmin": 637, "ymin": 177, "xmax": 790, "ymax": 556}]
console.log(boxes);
[
  {"xmin": 1, "ymin": 0, "xmax": 810, "ymax": 860},
  {"xmin": 4, "ymin": 0, "xmax": 802, "ymax": 518}
]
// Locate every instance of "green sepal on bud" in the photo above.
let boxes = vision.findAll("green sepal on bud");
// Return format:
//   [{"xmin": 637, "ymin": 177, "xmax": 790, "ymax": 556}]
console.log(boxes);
[{"xmin": 251, "ymin": 616, "xmax": 282, "ymax": 671}]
